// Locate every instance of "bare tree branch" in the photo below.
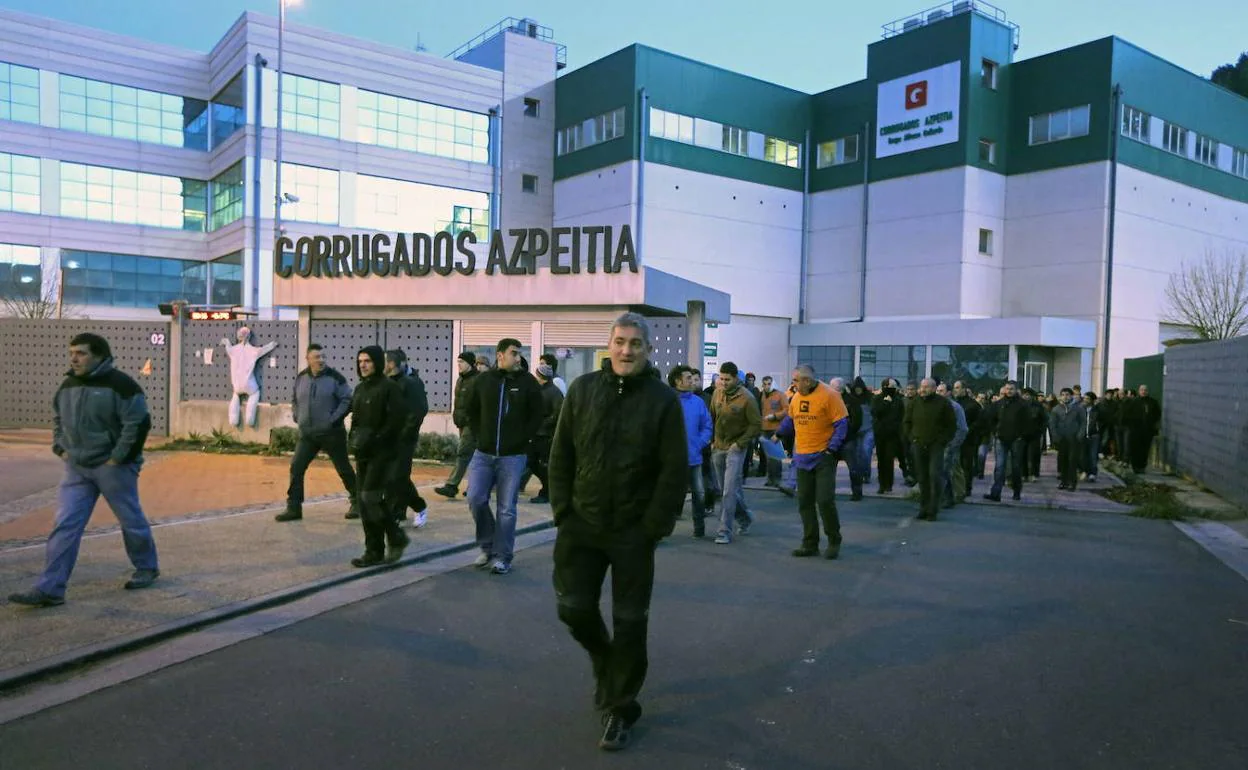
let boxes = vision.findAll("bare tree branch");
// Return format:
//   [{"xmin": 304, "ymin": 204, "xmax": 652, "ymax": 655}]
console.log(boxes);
[
  {"xmin": 1163, "ymin": 249, "xmax": 1248, "ymax": 340},
  {"xmin": 1, "ymin": 276, "xmax": 81, "ymax": 320}
]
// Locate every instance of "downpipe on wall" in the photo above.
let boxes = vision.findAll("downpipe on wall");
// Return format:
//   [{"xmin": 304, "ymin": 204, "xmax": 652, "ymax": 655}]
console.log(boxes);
[{"xmin": 1100, "ymin": 84, "xmax": 1122, "ymax": 392}]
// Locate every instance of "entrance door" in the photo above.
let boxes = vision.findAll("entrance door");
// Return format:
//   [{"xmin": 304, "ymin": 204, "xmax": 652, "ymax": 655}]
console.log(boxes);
[{"xmin": 1023, "ymin": 361, "xmax": 1048, "ymax": 393}]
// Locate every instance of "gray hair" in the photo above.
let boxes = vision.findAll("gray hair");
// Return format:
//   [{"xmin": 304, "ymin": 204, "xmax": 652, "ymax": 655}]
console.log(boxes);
[
  {"xmin": 610, "ymin": 312, "xmax": 651, "ymax": 345},
  {"xmin": 794, "ymin": 364, "xmax": 816, "ymax": 379}
]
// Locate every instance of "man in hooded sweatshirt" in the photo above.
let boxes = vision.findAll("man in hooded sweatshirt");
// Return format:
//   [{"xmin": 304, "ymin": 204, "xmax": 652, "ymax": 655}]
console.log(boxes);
[
  {"xmin": 670, "ymin": 365, "xmax": 713, "ymax": 537},
  {"xmin": 348, "ymin": 346, "xmax": 410, "ymax": 567},
  {"xmin": 461, "ymin": 338, "xmax": 545, "ymax": 575},
  {"xmin": 849, "ymin": 378, "xmax": 874, "ymax": 492},
  {"xmin": 384, "ymin": 349, "xmax": 430, "ymax": 527}
]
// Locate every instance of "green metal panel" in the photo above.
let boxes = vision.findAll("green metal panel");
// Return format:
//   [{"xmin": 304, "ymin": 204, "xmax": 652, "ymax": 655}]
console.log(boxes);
[
  {"xmin": 810, "ymin": 80, "xmax": 874, "ymax": 193},
  {"xmin": 1123, "ymin": 353, "xmax": 1164, "ymax": 403},
  {"xmin": 1006, "ymin": 39, "xmax": 1114, "ymax": 175},
  {"xmin": 963, "ymin": 12, "xmax": 1017, "ymax": 172},
  {"xmin": 554, "ymin": 46, "xmax": 637, "ymax": 181}
]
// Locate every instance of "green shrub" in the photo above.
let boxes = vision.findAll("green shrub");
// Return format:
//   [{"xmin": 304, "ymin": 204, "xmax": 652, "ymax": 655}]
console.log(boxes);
[
  {"xmin": 415, "ymin": 433, "xmax": 458, "ymax": 462},
  {"xmin": 269, "ymin": 427, "xmax": 299, "ymax": 453}
]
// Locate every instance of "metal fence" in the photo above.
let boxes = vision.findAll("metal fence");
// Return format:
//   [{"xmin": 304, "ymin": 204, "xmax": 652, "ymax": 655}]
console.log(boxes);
[
  {"xmin": 181, "ymin": 320, "xmax": 299, "ymax": 404},
  {"xmin": 0, "ymin": 319, "xmax": 171, "ymax": 434},
  {"xmin": 308, "ymin": 320, "xmax": 454, "ymax": 411}
]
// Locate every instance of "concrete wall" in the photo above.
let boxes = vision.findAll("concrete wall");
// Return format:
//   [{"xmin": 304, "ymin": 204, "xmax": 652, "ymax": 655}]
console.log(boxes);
[
  {"xmin": 1161, "ymin": 336, "xmax": 1248, "ymax": 510},
  {"xmin": 171, "ymin": 400, "xmax": 458, "ymax": 442}
]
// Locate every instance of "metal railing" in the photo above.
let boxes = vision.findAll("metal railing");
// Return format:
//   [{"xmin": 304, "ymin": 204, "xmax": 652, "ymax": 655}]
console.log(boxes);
[
  {"xmin": 446, "ymin": 17, "xmax": 568, "ymax": 70},
  {"xmin": 881, "ymin": 1, "xmax": 1020, "ymax": 51}
]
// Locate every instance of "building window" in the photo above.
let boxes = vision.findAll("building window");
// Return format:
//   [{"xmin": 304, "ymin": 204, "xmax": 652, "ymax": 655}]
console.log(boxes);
[
  {"xmin": 209, "ymin": 162, "xmax": 245, "ymax": 231},
  {"xmin": 523, "ymin": 98, "xmax": 539, "ymax": 117},
  {"xmin": 648, "ymin": 106, "xmax": 799, "ymax": 168},
  {"xmin": 521, "ymin": 174, "xmax": 538, "ymax": 193},
  {"xmin": 0, "ymin": 151, "xmax": 41, "ymax": 214},
  {"xmin": 978, "ymin": 228, "xmax": 993, "ymax": 256},
  {"xmin": 930, "ymin": 345, "xmax": 1009, "ymax": 394},
  {"xmin": 816, "ymin": 135, "xmax": 859, "ymax": 168},
  {"xmin": 765, "ymin": 137, "xmax": 801, "ymax": 168},
  {"xmin": 0, "ymin": 61, "xmax": 40, "ymax": 124},
  {"xmin": 1162, "ymin": 121, "xmax": 1187, "ymax": 156},
  {"xmin": 858, "ymin": 346, "xmax": 927, "ymax": 389},
  {"xmin": 1194, "ymin": 134, "xmax": 1218, "ymax": 167},
  {"xmin": 723, "ymin": 125, "xmax": 749, "ymax": 156},
  {"xmin": 1029, "ymin": 104, "xmax": 1091, "ymax": 145},
  {"xmin": 209, "ymin": 251, "xmax": 243, "ymax": 306},
  {"xmin": 279, "ymin": 163, "xmax": 338, "ymax": 225},
  {"xmin": 0, "ymin": 243, "xmax": 41, "ymax": 300},
  {"xmin": 556, "ymin": 107, "xmax": 625, "ymax": 156},
  {"xmin": 355, "ymin": 174, "xmax": 490, "ymax": 239},
  {"xmin": 796, "ymin": 346, "xmax": 855, "ymax": 384},
  {"xmin": 60, "ymin": 250, "xmax": 209, "ymax": 308},
  {"xmin": 1121, "ymin": 105, "xmax": 1149, "ymax": 142},
  {"xmin": 978, "ymin": 139, "xmax": 996, "ymax": 165},
  {"xmin": 210, "ymin": 72, "xmax": 246, "ymax": 149},
  {"xmin": 59, "ymin": 162, "xmax": 206, "ymax": 231},
  {"xmin": 357, "ymin": 89, "xmax": 489, "ymax": 163},
  {"xmin": 1233, "ymin": 148, "xmax": 1248, "ymax": 179},
  {"xmin": 981, "ymin": 59, "xmax": 998, "ymax": 90},
  {"xmin": 281, "ymin": 74, "xmax": 339, "ymax": 139},
  {"xmin": 58, "ymin": 74, "xmax": 208, "ymax": 150}
]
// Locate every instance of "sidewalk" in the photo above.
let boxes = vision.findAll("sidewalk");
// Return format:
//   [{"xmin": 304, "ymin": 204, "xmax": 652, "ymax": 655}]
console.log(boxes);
[{"xmin": 0, "ymin": 443, "xmax": 552, "ymax": 687}]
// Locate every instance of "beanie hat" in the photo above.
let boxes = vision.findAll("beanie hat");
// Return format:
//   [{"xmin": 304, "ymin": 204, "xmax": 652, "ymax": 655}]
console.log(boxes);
[{"xmin": 458, "ymin": 351, "xmax": 476, "ymax": 366}]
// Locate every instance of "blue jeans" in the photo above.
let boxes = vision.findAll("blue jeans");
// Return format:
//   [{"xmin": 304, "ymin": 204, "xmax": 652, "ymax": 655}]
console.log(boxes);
[
  {"xmin": 466, "ymin": 451, "xmax": 527, "ymax": 564},
  {"xmin": 856, "ymin": 430, "xmax": 875, "ymax": 482},
  {"xmin": 991, "ymin": 438, "xmax": 1025, "ymax": 497},
  {"xmin": 711, "ymin": 447, "xmax": 753, "ymax": 540},
  {"xmin": 37, "ymin": 461, "xmax": 158, "ymax": 599}
]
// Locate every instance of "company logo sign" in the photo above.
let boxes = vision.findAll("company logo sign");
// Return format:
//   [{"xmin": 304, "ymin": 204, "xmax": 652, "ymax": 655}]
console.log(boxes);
[
  {"xmin": 904, "ymin": 81, "xmax": 928, "ymax": 110},
  {"xmin": 875, "ymin": 61, "xmax": 961, "ymax": 159}
]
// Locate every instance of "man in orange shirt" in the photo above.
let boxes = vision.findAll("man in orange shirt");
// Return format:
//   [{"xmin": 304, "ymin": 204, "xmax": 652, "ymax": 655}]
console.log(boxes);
[{"xmin": 774, "ymin": 365, "xmax": 850, "ymax": 559}]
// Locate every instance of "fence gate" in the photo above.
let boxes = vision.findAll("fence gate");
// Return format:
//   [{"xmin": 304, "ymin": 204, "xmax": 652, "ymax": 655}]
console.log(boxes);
[{"xmin": 0, "ymin": 319, "xmax": 171, "ymax": 434}]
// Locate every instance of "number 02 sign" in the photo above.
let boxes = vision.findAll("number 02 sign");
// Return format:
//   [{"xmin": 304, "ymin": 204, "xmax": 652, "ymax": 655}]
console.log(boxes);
[{"xmin": 150, "ymin": 332, "xmax": 167, "ymax": 346}]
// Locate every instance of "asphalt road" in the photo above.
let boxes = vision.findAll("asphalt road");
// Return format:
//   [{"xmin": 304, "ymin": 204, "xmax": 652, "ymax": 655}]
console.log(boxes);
[
  {"xmin": 0, "ymin": 442, "xmax": 62, "ymax": 507},
  {"xmin": 2, "ymin": 494, "xmax": 1246, "ymax": 770}
]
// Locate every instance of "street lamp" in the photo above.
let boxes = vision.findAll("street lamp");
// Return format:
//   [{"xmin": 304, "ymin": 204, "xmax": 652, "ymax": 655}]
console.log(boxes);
[{"xmin": 274, "ymin": 0, "xmax": 301, "ymax": 255}]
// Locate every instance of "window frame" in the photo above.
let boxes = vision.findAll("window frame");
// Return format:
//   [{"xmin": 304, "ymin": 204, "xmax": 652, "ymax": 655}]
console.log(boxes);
[
  {"xmin": 978, "ymin": 228, "xmax": 994, "ymax": 256},
  {"xmin": 978, "ymin": 138, "xmax": 996, "ymax": 166},
  {"xmin": 1121, "ymin": 105, "xmax": 1149, "ymax": 142},
  {"xmin": 521, "ymin": 174, "xmax": 538, "ymax": 194},
  {"xmin": 523, "ymin": 98, "xmax": 540, "ymax": 118},
  {"xmin": 1162, "ymin": 121, "xmax": 1187, "ymax": 156},
  {"xmin": 981, "ymin": 59, "xmax": 998, "ymax": 90},
  {"xmin": 816, "ymin": 134, "xmax": 860, "ymax": 168}
]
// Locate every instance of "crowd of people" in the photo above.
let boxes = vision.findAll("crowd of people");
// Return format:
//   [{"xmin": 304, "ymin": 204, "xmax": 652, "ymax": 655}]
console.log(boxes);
[{"xmin": 5, "ymin": 321, "xmax": 1165, "ymax": 752}]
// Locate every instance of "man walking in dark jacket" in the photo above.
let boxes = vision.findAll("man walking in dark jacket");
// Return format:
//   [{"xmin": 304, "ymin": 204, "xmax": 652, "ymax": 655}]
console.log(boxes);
[
  {"xmin": 385, "ymin": 350, "xmax": 429, "ymax": 527},
  {"xmin": 953, "ymin": 380, "xmax": 983, "ymax": 498},
  {"xmin": 834, "ymin": 378, "xmax": 866, "ymax": 500},
  {"xmin": 462, "ymin": 338, "xmax": 544, "ymax": 575},
  {"xmin": 280, "ymin": 343, "xmax": 357, "ymax": 522},
  {"xmin": 1122, "ymin": 384, "xmax": 1162, "ymax": 473},
  {"xmin": 528, "ymin": 360, "xmax": 565, "ymax": 504},
  {"xmin": 871, "ymin": 378, "xmax": 907, "ymax": 494},
  {"xmin": 549, "ymin": 313, "xmax": 687, "ymax": 751},
  {"xmin": 1049, "ymin": 388, "xmax": 1087, "ymax": 490},
  {"xmin": 435, "ymin": 352, "xmax": 479, "ymax": 500},
  {"xmin": 904, "ymin": 379, "xmax": 957, "ymax": 521},
  {"xmin": 984, "ymin": 381, "xmax": 1029, "ymax": 501},
  {"xmin": 9, "ymin": 333, "xmax": 159, "ymax": 607},
  {"xmin": 348, "ymin": 346, "xmax": 410, "ymax": 568}
]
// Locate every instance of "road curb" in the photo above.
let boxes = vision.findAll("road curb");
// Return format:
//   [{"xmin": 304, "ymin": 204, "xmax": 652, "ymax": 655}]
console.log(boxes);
[{"xmin": 0, "ymin": 518, "xmax": 555, "ymax": 695}]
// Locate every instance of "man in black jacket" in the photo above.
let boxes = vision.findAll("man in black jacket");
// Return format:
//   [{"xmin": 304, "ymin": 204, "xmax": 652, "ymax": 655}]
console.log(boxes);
[
  {"xmin": 834, "ymin": 378, "xmax": 865, "ymax": 500},
  {"xmin": 549, "ymin": 313, "xmax": 687, "ymax": 752},
  {"xmin": 903, "ymin": 379, "xmax": 957, "ymax": 521},
  {"xmin": 384, "ymin": 349, "xmax": 430, "ymax": 527},
  {"xmin": 953, "ymin": 380, "xmax": 983, "ymax": 499},
  {"xmin": 280, "ymin": 343, "xmax": 357, "ymax": 522},
  {"xmin": 871, "ymin": 378, "xmax": 907, "ymax": 494},
  {"xmin": 461, "ymin": 338, "xmax": 544, "ymax": 575},
  {"xmin": 435, "ymin": 352, "xmax": 479, "ymax": 499},
  {"xmin": 527, "ymin": 360, "xmax": 564, "ymax": 504},
  {"xmin": 348, "ymin": 346, "xmax": 410, "ymax": 568},
  {"xmin": 1122, "ymin": 384, "xmax": 1162, "ymax": 473},
  {"xmin": 983, "ymin": 381, "xmax": 1029, "ymax": 501},
  {"xmin": 1021, "ymin": 389, "xmax": 1047, "ymax": 481}
]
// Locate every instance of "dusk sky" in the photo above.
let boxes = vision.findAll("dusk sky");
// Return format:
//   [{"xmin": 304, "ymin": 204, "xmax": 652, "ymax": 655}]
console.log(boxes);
[{"xmin": 2, "ymin": 0, "xmax": 1244, "ymax": 93}]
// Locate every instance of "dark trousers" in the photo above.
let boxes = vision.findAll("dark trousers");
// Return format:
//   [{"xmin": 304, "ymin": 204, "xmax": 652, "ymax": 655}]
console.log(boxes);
[
  {"xmin": 528, "ymin": 436, "xmax": 552, "ymax": 496},
  {"xmin": 959, "ymin": 439, "xmax": 979, "ymax": 497},
  {"xmin": 914, "ymin": 441, "xmax": 946, "ymax": 518},
  {"xmin": 445, "ymin": 427, "xmax": 476, "ymax": 489},
  {"xmin": 356, "ymin": 453, "xmax": 403, "ymax": 557},
  {"xmin": 1114, "ymin": 427, "xmax": 1128, "ymax": 461},
  {"xmin": 876, "ymin": 433, "xmax": 904, "ymax": 491},
  {"xmin": 1129, "ymin": 428, "xmax": 1154, "ymax": 472},
  {"xmin": 553, "ymin": 523, "xmax": 655, "ymax": 724},
  {"xmin": 899, "ymin": 435, "xmax": 914, "ymax": 479},
  {"xmin": 1056, "ymin": 437, "xmax": 1080, "ymax": 489},
  {"xmin": 990, "ymin": 438, "xmax": 1025, "ymax": 497},
  {"xmin": 1085, "ymin": 434, "xmax": 1101, "ymax": 477},
  {"xmin": 836, "ymin": 437, "xmax": 862, "ymax": 496},
  {"xmin": 388, "ymin": 440, "xmax": 426, "ymax": 519},
  {"xmin": 287, "ymin": 429, "xmax": 356, "ymax": 507},
  {"xmin": 1026, "ymin": 436, "xmax": 1042, "ymax": 477},
  {"xmin": 795, "ymin": 455, "xmax": 841, "ymax": 550}
]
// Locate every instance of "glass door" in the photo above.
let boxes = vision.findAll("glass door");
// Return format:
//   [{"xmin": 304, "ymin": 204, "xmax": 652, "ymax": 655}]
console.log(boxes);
[{"xmin": 1023, "ymin": 361, "xmax": 1048, "ymax": 393}]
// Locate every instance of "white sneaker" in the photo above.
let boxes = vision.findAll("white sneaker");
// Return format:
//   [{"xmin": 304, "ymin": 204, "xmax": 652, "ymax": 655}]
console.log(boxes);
[
  {"xmin": 473, "ymin": 551, "xmax": 491, "ymax": 568},
  {"xmin": 411, "ymin": 510, "xmax": 428, "ymax": 528}
]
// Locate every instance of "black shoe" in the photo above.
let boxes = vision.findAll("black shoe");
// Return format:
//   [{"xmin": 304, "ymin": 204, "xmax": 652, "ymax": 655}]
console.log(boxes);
[
  {"xmin": 351, "ymin": 553, "xmax": 384, "ymax": 568},
  {"xmin": 851, "ymin": 491, "xmax": 863, "ymax": 501},
  {"xmin": 434, "ymin": 484, "xmax": 458, "ymax": 499},
  {"xmin": 384, "ymin": 529, "xmax": 411, "ymax": 564},
  {"xmin": 1012, "ymin": 490, "xmax": 1022, "ymax": 501},
  {"xmin": 942, "ymin": 498, "xmax": 956, "ymax": 509},
  {"xmin": 529, "ymin": 494, "xmax": 549, "ymax": 504},
  {"xmin": 344, "ymin": 500, "xmax": 361, "ymax": 520},
  {"xmin": 918, "ymin": 512, "xmax": 937, "ymax": 521},
  {"xmin": 124, "ymin": 569, "xmax": 160, "ymax": 590},
  {"xmin": 904, "ymin": 476, "xmax": 917, "ymax": 487},
  {"xmin": 824, "ymin": 543, "xmax": 841, "ymax": 559},
  {"xmin": 792, "ymin": 546, "xmax": 819, "ymax": 557},
  {"xmin": 8, "ymin": 589, "xmax": 64, "ymax": 607},
  {"xmin": 599, "ymin": 714, "xmax": 633, "ymax": 751},
  {"xmin": 1058, "ymin": 483, "xmax": 1069, "ymax": 490},
  {"xmin": 983, "ymin": 493, "xmax": 1001, "ymax": 502},
  {"xmin": 275, "ymin": 507, "xmax": 302, "ymax": 522}
]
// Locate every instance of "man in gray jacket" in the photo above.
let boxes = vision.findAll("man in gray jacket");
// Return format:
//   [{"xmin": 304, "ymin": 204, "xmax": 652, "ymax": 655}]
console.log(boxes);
[
  {"xmin": 9, "ymin": 333, "xmax": 159, "ymax": 607},
  {"xmin": 1049, "ymin": 387, "xmax": 1087, "ymax": 491},
  {"xmin": 278, "ymin": 343, "xmax": 357, "ymax": 522}
]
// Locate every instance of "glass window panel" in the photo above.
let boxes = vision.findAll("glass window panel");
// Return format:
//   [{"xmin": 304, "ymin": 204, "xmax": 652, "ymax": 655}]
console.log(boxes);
[
  {"xmin": 1070, "ymin": 105, "xmax": 1090, "ymax": 137},
  {"xmin": 61, "ymin": 76, "xmax": 86, "ymax": 95},
  {"xmin": 85, "ymin": 80, "xmax": 110, "ymax": 99}
]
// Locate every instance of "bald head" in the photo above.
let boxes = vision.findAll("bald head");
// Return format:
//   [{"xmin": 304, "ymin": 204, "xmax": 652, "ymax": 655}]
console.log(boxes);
[
  {"xmin": 829, "ymin": 377, "xmax": 845, "ymax": 391},
  {"xmin": 919, "ymin": 378, "xmax": 937, "ymax": 397}
]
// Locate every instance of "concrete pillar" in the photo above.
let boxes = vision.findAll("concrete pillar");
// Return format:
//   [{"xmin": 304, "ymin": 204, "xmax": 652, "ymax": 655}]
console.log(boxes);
[
  {"xmin": 531, "ymin": 320, "xmax": 544, "ymax": 362},
  {"xmin": 168, "ymin": 301, "xmax": 187, "ymax": 436},
  {"xmin": 1080, "ymin": 347, "xmax": 1094, "ymax": 393},
  {"xmin": 686, "ymin": 301, "xmax": 705, "ymax": 372},
  {"xmin": 297, "ymin": 306, "xmax": 310, "ymax": 354},
  {"xmin": 1008, "ymin": 344, "xmax": 1019, "ymax": 383}
]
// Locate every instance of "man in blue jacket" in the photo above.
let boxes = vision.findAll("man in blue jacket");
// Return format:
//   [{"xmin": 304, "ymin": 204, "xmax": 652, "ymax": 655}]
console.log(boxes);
[
  {"xmin": 669, "ymin": 365, "xmax": 713, "ymax": 537},
  {"xmin": 279, "ymin": 343, "xmax": 357, "ymax": 522},
  {"xmin": 9, "ymin": 333, "xmax": 159, "ymax": 607}
]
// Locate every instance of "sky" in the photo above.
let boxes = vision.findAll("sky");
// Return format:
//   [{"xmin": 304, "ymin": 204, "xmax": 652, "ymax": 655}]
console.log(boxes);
[{"xmin": 2, "ymin": 0, "xmax": 1244, "ymax": 93}]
